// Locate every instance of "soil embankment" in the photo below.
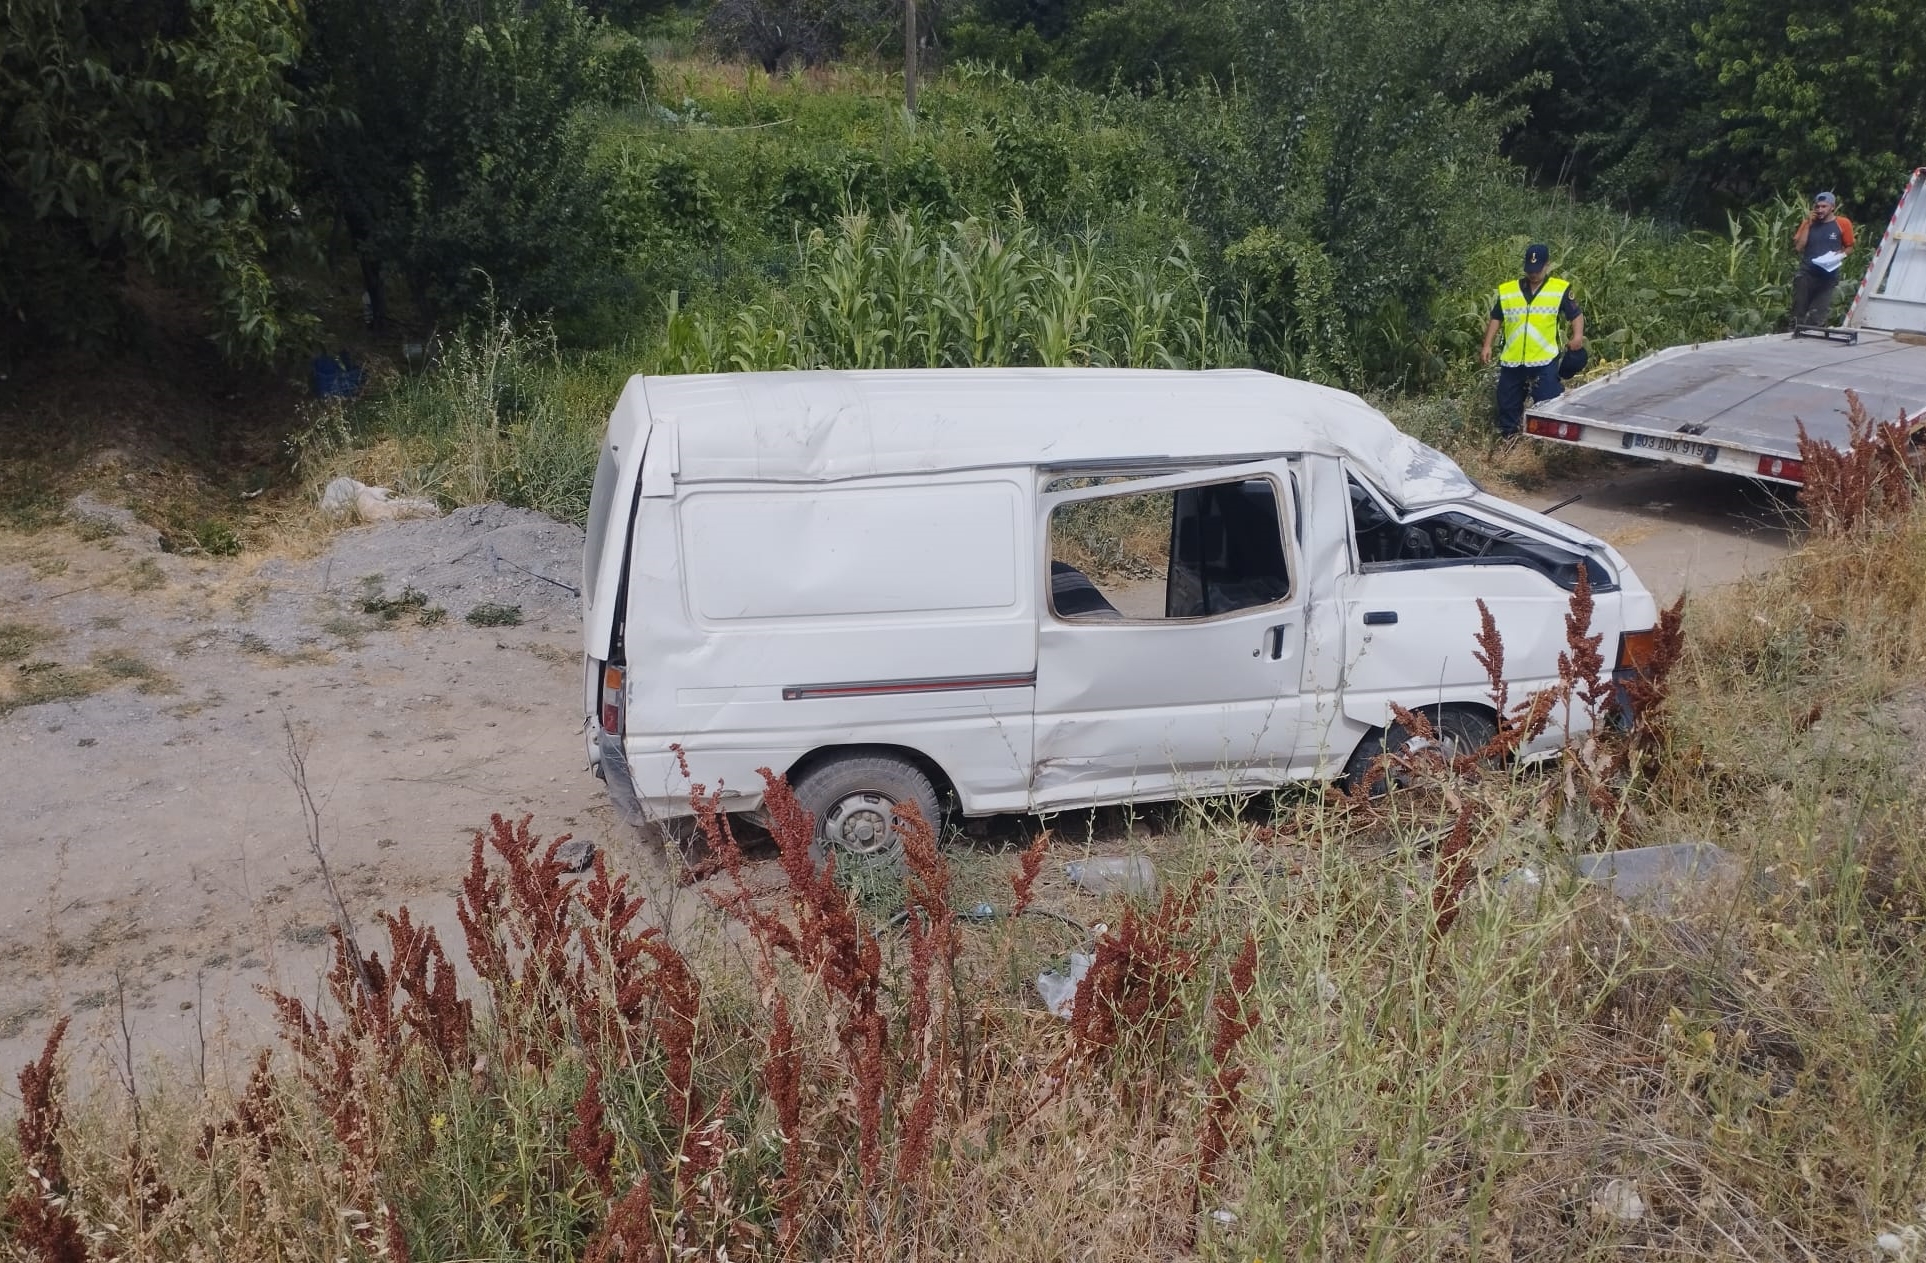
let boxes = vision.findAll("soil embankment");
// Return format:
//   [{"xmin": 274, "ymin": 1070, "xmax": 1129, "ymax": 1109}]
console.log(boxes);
[{"xmin": 0, "ymin": 461, "xmax": 1796, "ymax": 1078}]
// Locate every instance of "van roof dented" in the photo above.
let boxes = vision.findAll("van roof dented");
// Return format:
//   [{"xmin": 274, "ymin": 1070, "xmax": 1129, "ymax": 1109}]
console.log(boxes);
[{"xmin": 608, "ymin": 368, "xmax": 1477, "ymax": 504}]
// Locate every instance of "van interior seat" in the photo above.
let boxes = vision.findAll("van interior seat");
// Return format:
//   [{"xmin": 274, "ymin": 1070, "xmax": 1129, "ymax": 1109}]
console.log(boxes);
[{"xmin": 1050, "ymin": 560, "xmax": 1123, "ymax": 619}]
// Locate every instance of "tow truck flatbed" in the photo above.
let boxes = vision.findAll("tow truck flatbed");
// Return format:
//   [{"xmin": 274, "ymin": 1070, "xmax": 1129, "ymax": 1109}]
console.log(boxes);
[
  {"xmin": 1524, "ymin": 166, "xmax": 1926, "ymax": 485},
  {"xmin": 1522, "ymin": 329, "xmax": 1926, "ymax": 483}
]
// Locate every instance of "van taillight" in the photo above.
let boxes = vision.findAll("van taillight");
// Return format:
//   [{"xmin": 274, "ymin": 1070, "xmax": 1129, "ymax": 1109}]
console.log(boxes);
[
  {"xmin": 1756, "ymin": 455, "xmax": 1804, "ymax": 483},
  {"xmin": 601, "ymin": 664, "xmax": 625, "ymax": 734}
]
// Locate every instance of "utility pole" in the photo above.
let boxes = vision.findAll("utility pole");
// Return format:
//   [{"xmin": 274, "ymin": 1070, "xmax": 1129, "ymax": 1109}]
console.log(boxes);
[{"xmin": 905, "ymin": 0, "xmax": 918, "ymax": 114}]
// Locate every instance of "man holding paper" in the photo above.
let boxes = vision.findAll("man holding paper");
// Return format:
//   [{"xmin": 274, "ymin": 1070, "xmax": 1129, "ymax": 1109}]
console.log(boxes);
[{"xmin": 1791, "ymin": 191, "xmax": 1856, "ymax": 329}]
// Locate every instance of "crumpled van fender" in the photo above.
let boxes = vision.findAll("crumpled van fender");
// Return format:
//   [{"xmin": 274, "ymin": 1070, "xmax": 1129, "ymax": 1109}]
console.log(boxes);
[{"xmin": 1336, "ymin": 690, "xmax": 1500, "ymax": 738}]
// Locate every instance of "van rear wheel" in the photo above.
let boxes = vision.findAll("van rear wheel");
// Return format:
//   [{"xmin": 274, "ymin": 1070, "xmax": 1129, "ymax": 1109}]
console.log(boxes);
[{"xmin": 792, "ymin": 754, "xmax": 941, "ymax": 873}]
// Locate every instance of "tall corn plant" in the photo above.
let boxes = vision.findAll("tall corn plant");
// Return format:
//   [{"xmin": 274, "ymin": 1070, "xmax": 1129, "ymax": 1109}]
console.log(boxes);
[
  {"xmin": 808, "ymin": 211, "xmax": 889, "ymax": 369},
  {"xmin": 653, "ymin": 212, "xmax": 1245, "ymax": 375},
  {"xmin": 874, "ymin": 211, "xmax": 943, "ymax": 368},
  {"xmin": 1032, "ymin": 237, "xmax": 1101, "ymax": 367},
  {"xmin": 935, "ymin": 218, "xmax": 1044, "ymax": 366}
]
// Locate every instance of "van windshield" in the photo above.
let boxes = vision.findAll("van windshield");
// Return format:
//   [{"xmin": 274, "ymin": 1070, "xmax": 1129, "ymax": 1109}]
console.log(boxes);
[{"xmin": 1348, "ymin": 475, "xmax": 1612, "ymax": 592}]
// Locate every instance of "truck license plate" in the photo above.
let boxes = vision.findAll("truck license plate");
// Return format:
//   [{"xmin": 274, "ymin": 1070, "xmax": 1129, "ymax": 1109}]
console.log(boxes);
[{"xmin": 1625, "ymin": 432, "xmax": 1716, "ymax": 462}]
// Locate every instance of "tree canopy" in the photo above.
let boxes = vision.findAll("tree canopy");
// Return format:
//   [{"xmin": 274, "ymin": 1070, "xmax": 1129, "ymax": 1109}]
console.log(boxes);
[
  {"xmin": 3, "ymin": 0, "xmax": 1922, "ymax": 374},
  {"xmin": 1, "ymin": 0, "xmax": 313, "ymax": 363},
  {"xmin": 1, "ymin": 0, "xmax": 648, "ymax": 369},
  {"xmin": 1699, "ymin": 0, "xmax": 1926, "ymax": 211}
]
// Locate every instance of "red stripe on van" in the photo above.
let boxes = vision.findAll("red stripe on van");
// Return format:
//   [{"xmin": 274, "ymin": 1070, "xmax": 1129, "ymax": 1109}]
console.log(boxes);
[{"xmin": 782, "ymin": 672, "xmax": 1038, "ymax": 701}]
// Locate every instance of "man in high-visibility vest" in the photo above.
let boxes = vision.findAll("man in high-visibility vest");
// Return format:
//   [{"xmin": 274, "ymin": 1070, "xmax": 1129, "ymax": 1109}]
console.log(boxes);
[{"xmin": 1479, "ymin": 242, "xmax": 1586, "ymax": 438}]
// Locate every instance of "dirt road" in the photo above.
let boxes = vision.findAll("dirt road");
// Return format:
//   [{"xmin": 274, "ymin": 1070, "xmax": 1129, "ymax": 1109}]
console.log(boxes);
[
  {"xmin": 0, "ymin": 501, "xmax": 626, "ymax": 1085},
  {"xmin": 0, "ymin": 460, "xmax": 1797, "ymax": 1082},
  {"xmin": 1519, "ymin": 462, "xmax": 1795, "ymax": 605}
]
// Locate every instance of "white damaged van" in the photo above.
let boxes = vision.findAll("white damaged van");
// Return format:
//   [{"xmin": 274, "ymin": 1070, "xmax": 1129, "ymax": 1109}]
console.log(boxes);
[{"xmin": 582, "ymin": 369, "xmax": 1658, "ymax": 863}]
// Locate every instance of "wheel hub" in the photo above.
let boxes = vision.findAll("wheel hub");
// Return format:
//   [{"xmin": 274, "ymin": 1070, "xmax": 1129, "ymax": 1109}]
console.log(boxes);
[{"xmin": 824, "ymin": 792, "xmax": 897, "ymax": 856}]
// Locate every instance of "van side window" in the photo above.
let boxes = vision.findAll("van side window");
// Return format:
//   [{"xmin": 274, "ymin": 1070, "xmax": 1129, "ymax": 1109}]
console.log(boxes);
[{"xmin": 1049, "ymin": 479, "xmax": 1291, "ymax": 621}]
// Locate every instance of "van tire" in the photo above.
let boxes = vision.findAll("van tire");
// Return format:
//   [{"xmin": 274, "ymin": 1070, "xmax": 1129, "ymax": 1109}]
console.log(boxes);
[
  {"xmin": 641, "ymin": 815, "xmax": 704, "ymax": 852},
  {"xmin": 1342, "ymin": 707, "xmax": 1498, "ymax": 796},
  {"xmin": 792, "ymin": 753, "xmax": 941, "ymax": 873}
]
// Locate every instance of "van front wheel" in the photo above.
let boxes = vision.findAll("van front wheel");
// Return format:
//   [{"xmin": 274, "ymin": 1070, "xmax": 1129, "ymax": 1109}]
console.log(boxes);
[
  {"xmin": 1342, "ymin": 707, "xmax": 1499, "ymax": 796},
  {"xmin": 792, "ymin": 754, "xmax": 940, "ymax": 872}
]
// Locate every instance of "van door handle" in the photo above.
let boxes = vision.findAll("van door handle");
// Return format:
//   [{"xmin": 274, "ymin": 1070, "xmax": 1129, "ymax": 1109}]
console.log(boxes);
[
  {"xmin": 1267, "ymin": 623, "xmax": 1292, "ymax": 659},
  {"xmin": 1363, "ymin": 610, "xmax": 1398, "ymax": 626}
]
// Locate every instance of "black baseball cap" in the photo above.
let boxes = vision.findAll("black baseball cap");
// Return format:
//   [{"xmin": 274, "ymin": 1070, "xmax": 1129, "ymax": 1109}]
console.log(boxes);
[{"xmin": 1524, "ymin": 243, "xmax": 1550, "ymax": 272}]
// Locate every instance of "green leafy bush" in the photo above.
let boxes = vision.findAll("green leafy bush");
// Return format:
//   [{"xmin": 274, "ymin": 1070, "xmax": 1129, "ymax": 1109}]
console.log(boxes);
[
  {"xmin": 0, "ymin": 0, "xmax": 314, "ymax": 365},
  {"xmin": 305, "ymin": 0, "xmax": 634, "ymax": 326}
]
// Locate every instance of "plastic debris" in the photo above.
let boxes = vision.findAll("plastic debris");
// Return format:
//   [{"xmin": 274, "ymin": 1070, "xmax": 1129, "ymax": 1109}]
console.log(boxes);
[
  {"xmin": 1589, "ymin": 1178, "xmax": 1646, "ymax": 1223},
  {"xmin": 1036, "ymin": 951, "xmax": 1094, "ymax": 1019},
  {"xmin": 1502, "ymin": 864, "xmax": 1544, "ymax": 893},
  {"xmin": 310, "ymin": 351, "xmax": 366, "ymax": 398},
  {"xmin": 319, "ymin": 477, "xmax": 441, "ymax": 524},
  {"xmin": 1573, "ymin": 842, "xmax": 1736, "ymax": 912},
  {"xmin": 1876, "ymin": 1224, "xmax": 1924, "ymax": 1257},
  {"xmin": 1065, "ymin": 855, "xmax": 1157, "ymax": 898}
]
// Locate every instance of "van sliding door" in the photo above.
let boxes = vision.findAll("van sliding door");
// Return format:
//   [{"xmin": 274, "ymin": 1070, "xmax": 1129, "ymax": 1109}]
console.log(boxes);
[{"xmin": 1032, "ymin": 459, "xmax": 1307, "ymax": 808}]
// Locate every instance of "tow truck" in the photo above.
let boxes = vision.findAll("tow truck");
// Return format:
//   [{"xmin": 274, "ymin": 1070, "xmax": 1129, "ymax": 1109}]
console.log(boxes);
[{"xmin": 1524, "ymin": 168, "xmax": 1926, "ymax": 485}]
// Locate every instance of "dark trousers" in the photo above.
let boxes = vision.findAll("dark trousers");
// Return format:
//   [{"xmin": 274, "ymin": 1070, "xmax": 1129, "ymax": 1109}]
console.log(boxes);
[
  {"xmin": 1791, "ymin": 268, "xmax": 1840, "ymax": 328},
  {"xmin": 1495, "ymin": 360, "xmax": 1561, "ymax": 437}
]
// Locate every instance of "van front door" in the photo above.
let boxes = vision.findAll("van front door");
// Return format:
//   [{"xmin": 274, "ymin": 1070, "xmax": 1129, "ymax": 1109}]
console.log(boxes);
[
  {"xmin": 1031, "ymin": 461, "xmax": 1305, "ymax": 809},
  {"xmin": 1338, "ymin": 471, "xmax": 1615, "ymax": 741}
]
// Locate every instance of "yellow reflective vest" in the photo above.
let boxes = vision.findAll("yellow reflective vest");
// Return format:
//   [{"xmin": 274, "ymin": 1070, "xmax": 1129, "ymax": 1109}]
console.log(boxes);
[{"xmin": 1495, "ymin": 276, "xmax": 1569, "ymax": 367}]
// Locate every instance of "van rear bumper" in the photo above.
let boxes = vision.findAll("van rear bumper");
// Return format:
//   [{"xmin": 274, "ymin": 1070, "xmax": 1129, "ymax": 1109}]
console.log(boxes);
[{"xmin": 593, "ymin": 730, "xmax": 650, "ymax": 828}]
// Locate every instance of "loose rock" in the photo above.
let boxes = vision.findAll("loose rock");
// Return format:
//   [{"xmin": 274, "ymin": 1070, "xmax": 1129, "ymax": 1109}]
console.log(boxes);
[
  {"xmin": 555, "ymin": 837, "xmax": 595, "ymax": 874},
  {"xmin": 67, "ymin": 492, "xmax": 159, "ymax": 550}
]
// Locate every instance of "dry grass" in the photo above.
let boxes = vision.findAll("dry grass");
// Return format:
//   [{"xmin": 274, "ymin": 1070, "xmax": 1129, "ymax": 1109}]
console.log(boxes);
[{"xmin": 0, "ymin": 660, "xmax": 104, "ymax": 717}]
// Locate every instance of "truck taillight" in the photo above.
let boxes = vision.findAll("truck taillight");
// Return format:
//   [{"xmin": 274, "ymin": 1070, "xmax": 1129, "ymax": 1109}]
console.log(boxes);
[
  {"xmin": 601, "ymin": 664, "xmax": 625, "ymax": 734},
  {"xmin": 1525, "ymin": 417, "xmax": 1584, "ymax": 442},
  {"xmin": 1756, "ymin": 455, "xmax": 1804, "ymax": 483},
  {"xmin": 1616, "ymin": 628, "xmax": 1659, "ymax": 674}
]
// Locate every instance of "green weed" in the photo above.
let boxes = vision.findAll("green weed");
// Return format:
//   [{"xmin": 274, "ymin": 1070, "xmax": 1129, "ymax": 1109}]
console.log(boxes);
[
  {"xmin": 0, "ymin": 479, "xmax": 64, "ymax": 531},
  {"xmin": 321, "ymin": 614, "xmax": 370, "ymax": 648},
  {"xmin": 465, "ymin": 603, "xmax": 524, "ymax": 627},
  {"xmin": 358, "ymin": 584, "xmax": 438, "ymax": 625},
  {"xmin": 0, "ymin": 622, "xmax": 56, "ymax": 664},
  {"xmin": 93, "ymin": 649, "xmax": 174, "ymax": 694},
  {"xmin": 127, "ymin": 557, "xmax": 165, "ymax": 591},
  {"xmin": 71, "ymin": 512, "xmax": 123, "ymax": 542},
  {"xmin": 1, "ymin": 660, "xmax": 101, "ymax": 714},
  {"xmin": 192, "ymin": 519, "xmax": 243, "ymax": 557}
]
